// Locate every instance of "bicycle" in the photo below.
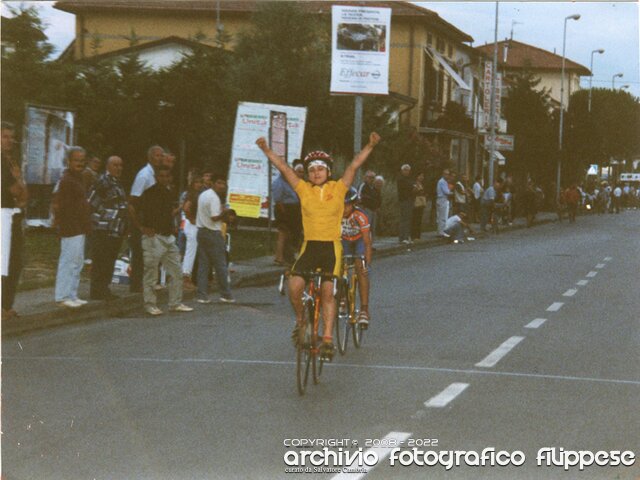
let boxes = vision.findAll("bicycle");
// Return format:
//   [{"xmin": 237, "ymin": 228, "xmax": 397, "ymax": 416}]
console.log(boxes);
[
  {"xmin": 335, "ymin": 255, "xmax": 366, "ymax": 355},
  {"xmin": 294, "ymin": 269, "xmax": 338, "ymax": 396}
]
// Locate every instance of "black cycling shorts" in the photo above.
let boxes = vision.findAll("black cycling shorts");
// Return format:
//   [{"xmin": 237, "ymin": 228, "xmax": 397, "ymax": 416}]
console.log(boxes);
[{"xmin": 291, "ymin": 240, "xmax": 342, "ymax": 279}]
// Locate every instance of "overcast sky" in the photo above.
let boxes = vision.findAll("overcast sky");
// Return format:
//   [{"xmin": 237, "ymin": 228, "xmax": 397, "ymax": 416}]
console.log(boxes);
[{"xmin": 2, "ymin": 1, "xmax": 639, "ymax": 97}]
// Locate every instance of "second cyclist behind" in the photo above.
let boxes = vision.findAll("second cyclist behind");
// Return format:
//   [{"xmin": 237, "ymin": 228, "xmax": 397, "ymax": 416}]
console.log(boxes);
[
  {"xmin": 256, "ymin": 132, "xmax": 381, "ymax": 362},
  {"xmin": 341, "ymin": 187, "xmax": 373, "ymax": 329}
]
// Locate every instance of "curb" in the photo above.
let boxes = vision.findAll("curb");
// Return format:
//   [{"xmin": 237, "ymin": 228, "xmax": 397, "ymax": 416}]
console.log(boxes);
[{"xmin": 2, "ymin": 215, "xmax": 557, "ymax": 337}]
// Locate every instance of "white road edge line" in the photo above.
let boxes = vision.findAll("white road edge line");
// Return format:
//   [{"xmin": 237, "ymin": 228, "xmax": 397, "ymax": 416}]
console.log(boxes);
[
  {"xmin": 7, "ymin": 356, "xmax": 640, "ymax": 386},
  {"xmin": 424, "ymin": 383, "xmax": 469, "ymax": 408},
  {"xmin": 475, "ymin": 336, "xmax": 525, "ymax": 368},
  {"xmin": 576, "ymin": 280, "xmax": 589, "ymax": 286},
  {"xmin": 586, "ymin": 271, "xmax": 598, "ymax": 278},
  {"xmin": 595, "ymin": 264, "xmax": 605, "ymax": 269},
  {"xmin": 330, "ymin": 431, "xmax": 412, "ymax": 480},
  {"xmin": 525, "ymin": 318, "xmax": 547, "ymax": 329},
  {"xmin": 563, "ymin": 289, "xmax": 577, "ymax": 297},
  {"xmin": 546, "ymin": 302, "xmax": 564, "ymax": 312}
]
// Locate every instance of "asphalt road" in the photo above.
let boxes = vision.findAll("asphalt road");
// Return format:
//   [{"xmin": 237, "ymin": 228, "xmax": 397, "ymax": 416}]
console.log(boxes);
[{"xmin": 2, "ymin": 211, "xmax": 639, "ymax": 480}]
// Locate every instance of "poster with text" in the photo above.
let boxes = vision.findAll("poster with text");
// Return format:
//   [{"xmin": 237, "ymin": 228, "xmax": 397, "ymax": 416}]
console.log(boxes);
[
  {"xmin": 227, "ymin": 102, "xmax": 307, "ymax": 218},
  {"xmin": 330, "ymin": 6, "xmax": 391, "ymax": 95},
  {"xmin": 22, "ymin": 104, "xmax": 75, "ymax": 226}
]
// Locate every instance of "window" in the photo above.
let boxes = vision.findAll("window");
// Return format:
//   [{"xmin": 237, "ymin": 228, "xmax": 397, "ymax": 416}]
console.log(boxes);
[
  {"xmin": 427, "ymin": 33, "xmax": 433, "ymax": 46},
  {"xmin": 447, "ymin": 44, "xmax": 453, "ymax": 58},
  {"xmin": 436, "ymin": 37, "xmax": 445, "ymax": 53}
]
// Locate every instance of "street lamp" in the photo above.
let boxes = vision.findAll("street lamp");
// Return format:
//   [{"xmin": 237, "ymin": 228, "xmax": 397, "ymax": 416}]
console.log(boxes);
[
  {"xmin": 612, "ymin": 73, "xmax": 623, "ymax": 89},
  {"xmin": 621, "ymin": 85, "xmax": 630, "ymax": 90},
  {"xmin": 557, "ymin": 13, "xmax": 580, "ymax": 202},
  {"xmin": 588, "ymin": 48, "xmax": 604, "ymax": 112}
]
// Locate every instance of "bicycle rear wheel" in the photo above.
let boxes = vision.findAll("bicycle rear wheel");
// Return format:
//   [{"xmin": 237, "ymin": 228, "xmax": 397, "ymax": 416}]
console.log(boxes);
[
  {"xmin": 296, "ymin": 300, "xmax": 314, "ymax": 395},
  {"xmin": 336, "ymin": 278, "xmax": 350, "ymax": 355},
  {"xmin": 312, "ymin": 302, "xmax": 322, "ymax": 383}
]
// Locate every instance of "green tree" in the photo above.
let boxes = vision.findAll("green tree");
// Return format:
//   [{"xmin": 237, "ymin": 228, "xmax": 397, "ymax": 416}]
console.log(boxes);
[
  {"xmin": 566, "ymin": 88, "xmax": 640, "ymax": 177},
  {"xmin": 503, "ymin": 72, "xmax": 556, "ymax": 187},
  {"xmin": 1, "ymin": 5, "xmax": 56, "ymax": 128}
]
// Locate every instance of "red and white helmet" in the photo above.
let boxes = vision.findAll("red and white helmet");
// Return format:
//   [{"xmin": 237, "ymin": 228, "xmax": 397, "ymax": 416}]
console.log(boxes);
[{"xmin": 303, "ymin": 150, "xmax": 333, "ymax": 172}]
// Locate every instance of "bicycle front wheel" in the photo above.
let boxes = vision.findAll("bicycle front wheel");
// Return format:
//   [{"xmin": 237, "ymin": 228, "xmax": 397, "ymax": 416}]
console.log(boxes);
[
  {"xmin": 296, "ymin": 300, "xmax": 314, "ymax": 396},
  {"xmin": 351, "ymin": 275, "xmax": 363, "ymax": 348},
  {"xmin": 336, "ymin": 278, "xmax": 350, "ymax": 355}
]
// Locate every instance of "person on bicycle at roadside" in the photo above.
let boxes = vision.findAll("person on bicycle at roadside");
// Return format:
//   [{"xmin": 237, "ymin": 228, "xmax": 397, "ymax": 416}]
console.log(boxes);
[
  {"xmin": 256, "ymin": 132, "xmax": 381, "ymax": 362},
  {"xmin": 341, "ymin": 187, "xmax": 373, "ymax": 329}
]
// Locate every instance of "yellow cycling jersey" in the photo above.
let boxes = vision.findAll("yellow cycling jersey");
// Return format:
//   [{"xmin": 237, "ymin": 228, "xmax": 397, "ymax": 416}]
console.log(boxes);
[{"xmin": 295, "ymin": 179, "xmax": 348, "ymax": 241}]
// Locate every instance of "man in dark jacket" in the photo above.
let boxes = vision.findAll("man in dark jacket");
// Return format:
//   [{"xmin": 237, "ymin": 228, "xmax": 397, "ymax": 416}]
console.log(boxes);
[
  {"xmin": 88, "ymin": 156, "xmax": 128, "ymax": 300},
  {"xmin": 52, "ymin": 147, "xmax": 92, "ymax": 307},
  {"xmin": 1, "ymin": 121, "xmax": 28, "ymax": 318},
  {"xmin": 397, "ymin": 164, "xmax": 414, "ymax": 244}
]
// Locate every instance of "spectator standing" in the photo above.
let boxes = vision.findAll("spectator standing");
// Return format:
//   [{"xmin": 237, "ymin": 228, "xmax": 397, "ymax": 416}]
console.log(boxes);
[
  {"xmin": 82, "ymin": 156, "xmax": 102, "ymax": 191},
  {"xmin": 564, "ymin": 183, "xmax": 581, "ymax": 223},
  {"xmin": 612, "ymin": 184, "xmax": 622, "ymax": 214},
  {"xmin": 472, "ymin": 175, "xmax": 483, "ymax": 222},
  {"xmin": 128, "ymin": 145, "xmax": 165, "ymax": 292},
  {"xmin": 1, "ymin": 122, "xmax": 28, "ymax": 318},
  {"xmin": 454, "ymin": 173, "xmax": 469, "ymax": 215},
  {"xmin": 522, "ymin": 182, "xmax": 537, "ymax": 227},
  {"xmin": 272, "ymin": 160, "xmax": 303, "ymax": 265},
  {"xmin": 411, "ymin": 172, "xmax": 427, "ymax": 240},
  {"xmin": 436, "ymin": 169, "xmax": 453, "ymax": 236},
  {"xmin": 397, "ymin": 164, "xmax": 414, "ymax": 244},
  {"xmin": 357, "ymin": 170, "xmax": 382, "ymax": 242},
  {"xmin": 52, "ymin": 147, "xmax": 92, "ymax": 307},
  {"xmin": 88, "ymin": 156, "xmax": 128, "ymax": 300},
  {"xmin": 372, "ymin": 175, "xmax": 385, "ymax": 240},
  {"xmin": 480, "ymin": 179, "xmax": 503, "ymax": 232},
  {"xmin": 196, "ymin": 174, "xmax": 235, "ymax": 304},
  {"xmin": 181, "ymin": 174, "xmax": 203, "ymax": 290},
  {"xmin": 137, "ymin": 165, "xmax": 192, "ymax": 315}
]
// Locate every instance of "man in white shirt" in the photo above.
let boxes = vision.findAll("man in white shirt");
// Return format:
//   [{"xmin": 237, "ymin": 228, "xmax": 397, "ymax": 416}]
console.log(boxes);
[
  {"xmin": 128, "ymin": 145, "xmax": 165, "ymax": 292},
  {"xmin": 443, "ymin": 211, "xmax": 474, "ymax": 242},
  {"xmin": 612, "ymin": 184, "xmax": 622, "ymax": 214},
  {"xmin": 471, "ymin": 175, "xmax": 483, "ymax": 222},
  {"xmin": 196, "ymin": 174, "xmax": 235, "ymax": 303},
  {"xmin": 436, "ymin": 169, "xmax": 453, "ymax": 236}
]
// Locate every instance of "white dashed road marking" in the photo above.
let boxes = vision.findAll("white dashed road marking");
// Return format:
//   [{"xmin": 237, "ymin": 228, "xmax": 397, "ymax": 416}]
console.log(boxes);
[
  {"xmin": 424, "ymin": 383, "xmax": 469, "ymax": 408},
  {"xmin": 563, "ymin": 289, "xmax": 577, "ymax": 297},
  {"xmin": 331, "ymin": 431, "xmax": 412, "ymax": 480},
  {"xmin": 586, "ymin": 271, "xmax": 598, "ymax": 278},
  {"xmin": 604, "ymin": 257, "xmax": 612, "ymax": 261},
  {"xmin": 546, "ymin": 302, "xmax": 564, "ymax": 312},
  {"xmin": 576, "ymin": 280, "xmax": 589, "ymax": 286},
  {"xmin": 595, "ymin": 264, "xmax": 605, "ymax": 269},
  {"xmin": 475, "ymin": 336, "xmax": 525, "ymax": 368},
  {"xmin": 525, "ymin": 318, "xmax": 547, "ymax": 329}
]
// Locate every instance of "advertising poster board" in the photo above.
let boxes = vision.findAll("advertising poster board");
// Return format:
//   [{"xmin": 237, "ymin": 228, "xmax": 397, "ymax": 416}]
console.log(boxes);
[
  {"xmin": 21, "ymin": 104, "xmax": 75, "ymax": 226},
  {"xmin": 227, "ymin": 102, "xmax": 306, "ymax": 218},
  {"xmin": 330, "ymin": 6, "xmax": 391, "ymax": 95}
]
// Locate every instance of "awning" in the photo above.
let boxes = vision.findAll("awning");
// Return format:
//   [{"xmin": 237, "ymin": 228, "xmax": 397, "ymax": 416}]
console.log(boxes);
[
  {"xmin": 425, "ymin": 47, "xmax": 471, "ymax": 92},
  {"xmin": 492, "ymin": 150, "xmax": 506, "ymax": 165}
]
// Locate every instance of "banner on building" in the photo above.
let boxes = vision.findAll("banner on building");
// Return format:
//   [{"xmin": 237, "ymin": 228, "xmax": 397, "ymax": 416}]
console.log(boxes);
[
  {"xmin": 21, "ymin": 104, "xmax": 75, "ymax": 226},
  {"xmin": 227, "ymin": 102, "xmax": 306, "ymax": 218},
  {"xmin": 482, "ymin": 63, "xmax": 502, "ymax": 131},
  {"xmin": 330, "ymin": 5, "xmax": 391, "ymax": 95}
]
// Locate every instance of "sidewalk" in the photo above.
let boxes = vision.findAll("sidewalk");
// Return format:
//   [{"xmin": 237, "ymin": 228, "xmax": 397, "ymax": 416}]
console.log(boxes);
[{"xmin": 2, "ymin": 212, "xmax": 558, "ymax": 336}]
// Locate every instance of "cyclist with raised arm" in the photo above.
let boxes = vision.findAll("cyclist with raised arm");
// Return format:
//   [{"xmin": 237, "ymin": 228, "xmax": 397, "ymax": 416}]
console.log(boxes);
[
  {"xmin": 256, "ymin": 132, "xmax": 381, "ymax": 362},
  {"xmin": 341, "ymin": 187, "xmax": 373, "ymax": 328}
]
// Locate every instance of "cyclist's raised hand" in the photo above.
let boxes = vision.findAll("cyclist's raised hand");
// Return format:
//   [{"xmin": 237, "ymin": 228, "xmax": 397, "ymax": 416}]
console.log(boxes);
[{"xmin": 369, "ymin": 132, "xmax": 381, "ymax": 147}]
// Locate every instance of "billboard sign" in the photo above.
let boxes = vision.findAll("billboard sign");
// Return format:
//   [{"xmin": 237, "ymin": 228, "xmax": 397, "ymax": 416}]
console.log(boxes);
[{"xmin": 330, "ymin": 6, "xmax": 391, "ymax": 95}]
